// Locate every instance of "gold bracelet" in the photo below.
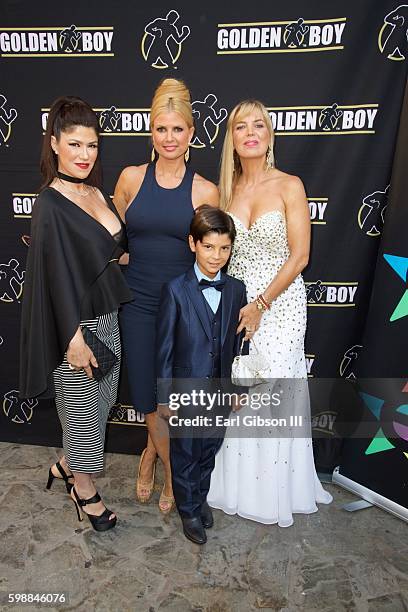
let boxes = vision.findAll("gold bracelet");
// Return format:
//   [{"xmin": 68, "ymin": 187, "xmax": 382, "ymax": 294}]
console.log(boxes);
[
  {"xmin": 255, "ymin": 295, "xmax": 268, "ymax": 312},
  {"xmin": 258, "ymin": 293, "xmax": 270, "ymax": 310}
]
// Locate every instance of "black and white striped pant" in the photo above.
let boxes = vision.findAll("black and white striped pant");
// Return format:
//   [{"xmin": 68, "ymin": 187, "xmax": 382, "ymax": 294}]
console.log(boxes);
[{"xmin": 53, "ymin": 311, "xmax": 120, "ymax": 473}]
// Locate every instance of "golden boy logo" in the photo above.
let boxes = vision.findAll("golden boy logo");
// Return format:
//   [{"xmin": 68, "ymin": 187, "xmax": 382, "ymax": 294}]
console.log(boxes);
[
  {"xmin": 191, "ymin": 94, "xmax": 228, "ymax": 149},
  {"xmin": 0, "ymin": 25, "xmax": 114, "ymax": 57},
  {"xmin": 378, "ymin": 5, "xmax": 408, "ymax": 61},
  {"xmin": 3, "ymin": 390, "xmax": 37, "ymax": 424},
  {"xmin": 0, "ymin": 259, "xmax": 25, "ymax": 303},
  {"xmin": 12, "ymin": 193, "xmax": 36, "ymax": 218},
  {"xmin": 268, "ymin": 103, "xmax": 378, "ymax": 135},
  {"xmin": 339, "ymin": 345, "xmax": 362, "ymax": 379},
  {"xmin": 217, "ymin": 17, "xmax": 346, "ymax": 54},
  {"xmin": 0, "ymin": 95, "xmax": 17, "ymax": 146},
  {"xmin": 306, "ymin": 281, "xmax": 358, "ymax": 307},
  {"xmin": 358, "ymin": 186, "xmax": 389, "ymax": 237},
  {"xmin": 108, "ymin": 403, "xmax": 146, "ymax": 425},
  {"xmin": 141, "ymin": 10, "xmax": 190, "ymax": 69},
  {"xmin": 42, "ymin": 107, "xmax": 150, "ymax": 136},
  {"xmin": 308, "ymin": 197, "xmax": 328, "ymax": 225}
]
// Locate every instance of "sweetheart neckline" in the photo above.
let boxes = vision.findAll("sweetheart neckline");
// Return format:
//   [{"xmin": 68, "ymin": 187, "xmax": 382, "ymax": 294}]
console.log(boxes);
[{"xmin": 228, "ymin": 210, "xmax": 285, "ymax": 232}]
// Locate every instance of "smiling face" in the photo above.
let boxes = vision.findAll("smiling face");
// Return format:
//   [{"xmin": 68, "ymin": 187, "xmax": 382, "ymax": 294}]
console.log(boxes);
[
  {"xmin": 232, "ymin": 112, "xmax": 271, "ymax": 162},
  {"xmin": 152, "ymin": 111, "xmax": 194, "ymax": 160},
  {"xmin": 189, "ymin": 231, "xmax": 232, "ymax": 278},
  {"xmin": 51, "ymin": 125, "xmax": 98, "ymax": 180}
]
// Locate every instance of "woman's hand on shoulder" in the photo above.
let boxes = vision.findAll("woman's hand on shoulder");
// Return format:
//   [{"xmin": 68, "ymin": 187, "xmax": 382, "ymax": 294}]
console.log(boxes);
[
  {"xmin": 192, "ymin": 174, "xmax": 219, "ymax": 208},
  {"xmin": 113, "ymin": 164, "xmax": 148, "ymax": 221}
]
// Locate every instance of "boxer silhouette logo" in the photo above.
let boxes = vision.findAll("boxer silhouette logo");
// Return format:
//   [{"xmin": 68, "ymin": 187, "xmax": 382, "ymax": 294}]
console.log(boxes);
[
  {"xmin": 358, "ymin": 186, "xmax": 389, "ymax": 236},
  {"xmin": 283, "ymin": 18, "xmax": 309, "ymax": 47},
  {"xmin": 306, "ymin": 280, "xmax": 327, "ymax": 303},
  {"xmin": 339, "ymin": 345, "xmax": 362, "ymax": 379},
  {"xmin": 378, "ymin": 5, "xmax": 408, "ymax": 61},
  {"xmin": 99, "ymin": 106, "xmax": 121, "ymax": 132},
  {"xmin": 58, "ymin": 25, "xmax": 82, "ymax": 52},
  {"xmin": 0, "ymin": 95, "xmax": 17, "ymax": 146},
  {"xmin": 0, "ymin": 259, "xmax": 25, "ymax": 303},
  {"xmin": 108, "ymin": 403, "xmax": 145, "ymax": 424},
  {"xmin": 319, "ymin": 103, "xmax": 343, "ymax": 130},
  {"xmin": 3, "ymin": 390, "xmax": 38, "ymax": 424},
  {"xmin": 191, "ymin": 95, "xmax": 228, "ymax": 149},
  {"xmin": 141, "ymin": 10, "xmax": 190, "ymax": 69}
]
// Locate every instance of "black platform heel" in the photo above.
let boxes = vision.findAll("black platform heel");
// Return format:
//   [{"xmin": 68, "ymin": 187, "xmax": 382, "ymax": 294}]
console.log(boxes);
[
  {"xmin": 71, "ymin": 486, "xmax": 117, "ymax": 532},
  {"xmin": 46, "ymin": 461, "xmax": 74, "ymax": 493}
]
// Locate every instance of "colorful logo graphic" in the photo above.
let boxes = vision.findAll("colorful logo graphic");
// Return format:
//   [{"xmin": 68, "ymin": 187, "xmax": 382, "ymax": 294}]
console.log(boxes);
[
  {"xmin": 361, "ymin": 383, "xmax": 408, "ymax": 459},
  {"xmin": 3, "ymin": 390, "xmax": 37, "ymax": 424},
  {"xmin": 0, "ymin": 25, "xmax": 114, "ymax": 57},
  {"xmin": 0, "ymin": 259, "xmax": 25, "ymax": 303},
  {"xmin": 191, "ymin": 95, "xmax": 227, "ymax": 149},
  {"xmin": 384, "ymin": 253, "xmax": 408, "ymax": 322},
  {"xmin": 378, "ymin": 5, "xmax": 408, "ymax": 61},
  {"xmin": 358, "ymin": 186, "xmax": 389, "ymax": 237},
  {"xmin": 141, "ymin": 10, "xmax": 190, "ymax": 69},
  {"xmin": 0, "ymin": 94, "xmax": 17, "ymax": 146}
]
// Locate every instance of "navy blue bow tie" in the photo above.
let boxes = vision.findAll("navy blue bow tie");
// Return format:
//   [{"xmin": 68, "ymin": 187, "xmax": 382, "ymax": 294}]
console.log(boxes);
[{"xmin": 199, "ymin": 278, "xmax": 226, "ymax": 291}]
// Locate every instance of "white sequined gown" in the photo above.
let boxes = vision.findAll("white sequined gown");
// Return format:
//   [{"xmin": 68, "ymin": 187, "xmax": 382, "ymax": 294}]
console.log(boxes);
[{"xmin": 208, "ymin": 211, "xmax": 332, "ymax": 526}]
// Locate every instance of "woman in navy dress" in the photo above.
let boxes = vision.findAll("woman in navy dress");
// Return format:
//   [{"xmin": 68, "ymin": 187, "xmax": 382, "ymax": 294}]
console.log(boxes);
[{"xmin": 114, "ymin": 79, "xmax": 219, "ymax": 513}]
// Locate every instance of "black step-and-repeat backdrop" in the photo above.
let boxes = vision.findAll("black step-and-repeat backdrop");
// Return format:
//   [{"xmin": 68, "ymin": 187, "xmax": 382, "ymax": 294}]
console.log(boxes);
[{"xmin": 1, "ymin": 1, "xmax": 407, "ymax": 486}]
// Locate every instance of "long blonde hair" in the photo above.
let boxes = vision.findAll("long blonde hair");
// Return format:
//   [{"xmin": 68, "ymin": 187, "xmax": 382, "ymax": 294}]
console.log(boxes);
[
  {"xmin": 219, "ymin": 100, "xmax": 275, "ymax": 211},
  {"xmin": 150, "ymin": 78, "xmax": 193, "ymax": 128}
]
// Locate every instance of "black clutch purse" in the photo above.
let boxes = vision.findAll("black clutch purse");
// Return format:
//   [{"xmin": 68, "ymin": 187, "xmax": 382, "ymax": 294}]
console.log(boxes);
[{"xmin": 81, "ymin": 326, "xmax": 118, "ymax": 382}]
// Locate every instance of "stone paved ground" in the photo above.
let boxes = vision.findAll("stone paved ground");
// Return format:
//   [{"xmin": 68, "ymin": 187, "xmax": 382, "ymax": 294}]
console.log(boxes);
[{"xmin": 0, "ymin": 442, "xmax": 407, "ymax": 612}]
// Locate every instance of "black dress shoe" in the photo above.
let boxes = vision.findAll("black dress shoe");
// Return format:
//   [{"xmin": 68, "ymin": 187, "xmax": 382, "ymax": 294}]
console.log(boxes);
[
  {"xmin": 181, "ymin": 516, "xmax": 207, "ymax": 545},
  {"xmin": 200, "ymin": 501, "xmax": 214, "ymax": 529}
]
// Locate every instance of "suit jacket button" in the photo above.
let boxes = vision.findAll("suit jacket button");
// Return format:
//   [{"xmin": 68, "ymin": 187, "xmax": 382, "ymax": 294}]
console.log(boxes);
[{"xmin": 209, "ymin": 351, "xmax": 214, "ymax": 357}]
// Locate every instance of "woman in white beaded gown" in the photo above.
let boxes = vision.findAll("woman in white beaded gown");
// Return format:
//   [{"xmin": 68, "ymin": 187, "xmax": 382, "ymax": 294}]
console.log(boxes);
[{"xmin": 208, "ymin": 100, "xmax": 332, "ymax": 526}]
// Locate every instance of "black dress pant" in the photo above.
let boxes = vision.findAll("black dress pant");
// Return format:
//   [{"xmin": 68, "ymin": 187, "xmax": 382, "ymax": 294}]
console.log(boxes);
[{"xmin": 170, "ymin": 435, "xmax": 224, "ymax": 518}]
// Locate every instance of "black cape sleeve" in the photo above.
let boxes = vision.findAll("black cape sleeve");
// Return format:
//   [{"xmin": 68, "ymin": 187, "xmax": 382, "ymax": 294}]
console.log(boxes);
[{"xmin": 19, "ymin": 188, "xmax": 121, "ymax": 399}]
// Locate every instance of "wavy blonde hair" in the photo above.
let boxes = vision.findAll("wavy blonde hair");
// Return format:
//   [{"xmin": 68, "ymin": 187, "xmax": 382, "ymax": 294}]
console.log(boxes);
[
  {"xmin": 219, "ymin": 100, "xmax": 275, "ymax": 211},
  {"xmin": 150, "ymin": 78, "xmax": 193, "ymax": 128}
]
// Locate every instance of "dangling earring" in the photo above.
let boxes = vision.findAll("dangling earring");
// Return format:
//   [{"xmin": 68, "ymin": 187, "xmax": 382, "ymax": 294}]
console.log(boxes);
[
  {"xmin": 266, "ymin": 146, "xmax": 274, "ymax": 169},
  {"xmin": 184, "ymin": 147, "xmax": 190, "ymax": 163},
  {"xmin": 151, "ymin": 147, "xmax": 156, "ymax": 162}
]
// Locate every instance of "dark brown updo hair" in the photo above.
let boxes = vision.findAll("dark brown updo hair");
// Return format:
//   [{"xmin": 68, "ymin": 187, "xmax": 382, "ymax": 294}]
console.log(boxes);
[{"xmin": 40, "ymin": 95, "xmax": 102, "ymax": 190}]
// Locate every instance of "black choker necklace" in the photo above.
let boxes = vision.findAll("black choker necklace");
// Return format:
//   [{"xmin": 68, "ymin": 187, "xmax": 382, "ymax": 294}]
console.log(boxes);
[{"xmin": 57, "ymin": 171, "xmax": 85, "ymax": 184}]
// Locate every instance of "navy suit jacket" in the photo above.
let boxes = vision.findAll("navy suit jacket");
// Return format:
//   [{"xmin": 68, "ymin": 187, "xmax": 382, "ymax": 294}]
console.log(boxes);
[{"xmin": 156, "ymin": 267, "xmax": 247, "ymax": 402}]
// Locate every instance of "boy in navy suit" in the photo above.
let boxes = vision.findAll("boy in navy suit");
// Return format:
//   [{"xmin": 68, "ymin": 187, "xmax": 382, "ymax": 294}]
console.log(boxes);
[{"xmin": 156, "ymin": 205, "xmax": 247, "ymax": 544}]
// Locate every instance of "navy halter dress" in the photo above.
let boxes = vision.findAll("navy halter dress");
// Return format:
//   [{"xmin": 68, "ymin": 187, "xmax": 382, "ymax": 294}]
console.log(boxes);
[{"xmin": 120, "ymin": 161, "xmax": 195, "ymax": 413}]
